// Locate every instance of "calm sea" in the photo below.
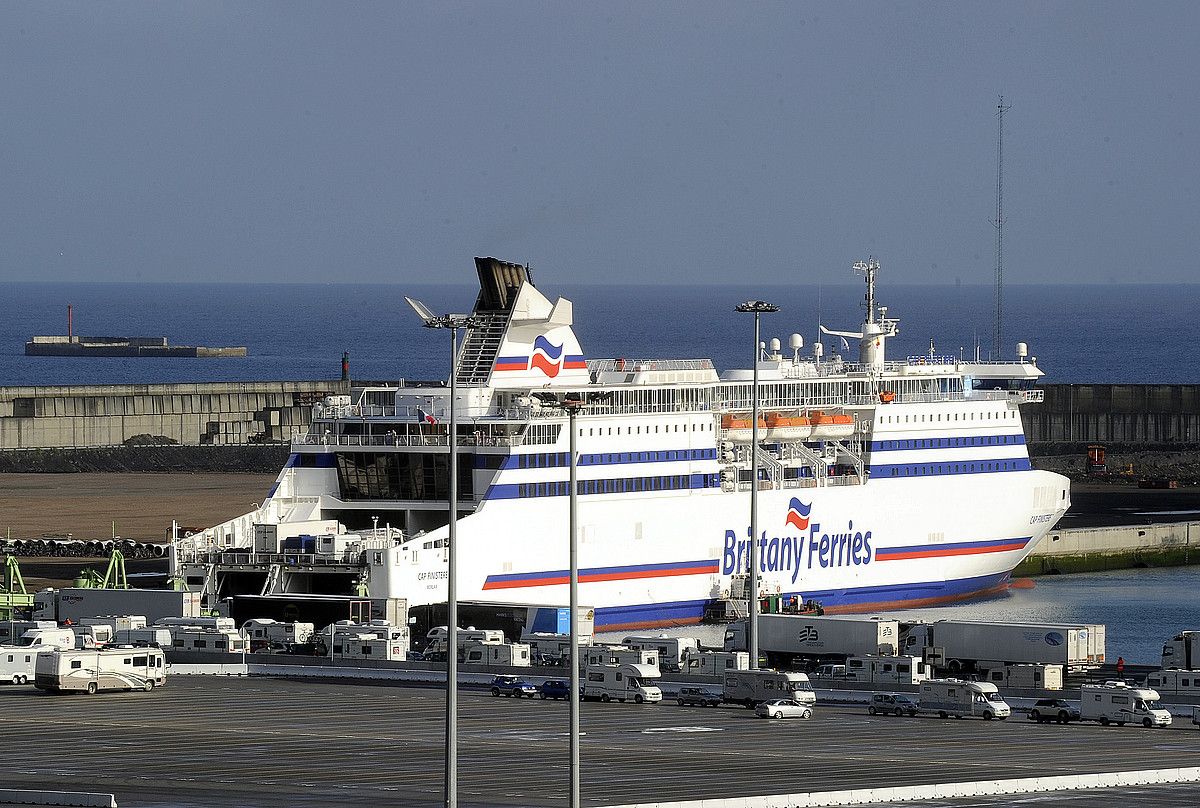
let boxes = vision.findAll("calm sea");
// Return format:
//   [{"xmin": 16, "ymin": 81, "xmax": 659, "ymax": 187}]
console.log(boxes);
[{"xmin": 1, "ymin": 281, "xmax": 1196, "ymax": 387}]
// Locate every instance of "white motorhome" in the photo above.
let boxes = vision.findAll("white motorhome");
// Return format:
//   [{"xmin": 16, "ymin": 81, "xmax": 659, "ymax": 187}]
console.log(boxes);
[
  {"xmin": 1, "ymin": 648, "xmax": 38, "ymax": 684},
  {"xmin": 71, "ymin": 623, "xmax": 113, "ymax": 648},
  {"xmin": 242, "ymin": 619, "xmax": 315, "ymax": 652},
  {"xmin": 583, "ymin": 663, "xmax": 662, "ymax": 704},
  {"xmin": 983, "ymin": 663, "xmax": 1064, "ymax": 691},
  {"xmin": 114, "ymin": 627, "xmax": 173, "ymax": 648},
  {"xmin": 463, "ymin": 642, "xmax": 531, "ymax": 667},
  {"xmin": 0, "ymin": 621, "xmax": 57, "ymax": 645},
  {"xmin": 846, "ymin": 655, "xmax": 929, "ymax": 685},
  {"xmin": 1146, "ymin": 669, "xmax": 1200, "ymax": 696},
  {"xmin": 582, "ymin": 645, "xmax": 658, "ymax": 669},
  {"xmin": 81, "ymin": 616, "xmax": 147, "ymax": 634},
  {"xmin": 682, "ymin": 650, "xmax": 749, "ymax": 676},
  {"xmin": 335, "ymin": 631, "xmax": 406, "ymax": 661},
  {"xmin": 34, "ymin": 647, "xmax": 166, "ymax": 694},
  {"xmin": 167, "ymin": 626, "xmax": 248, "ymax": 654},
  {"xmin": 918, "ymin": 679, "xmax": 1011, "ymax": 720},
  {"xmin": 15, "ymin": 628, "xmax": 75, "ymax": 651},
  {"xmin": 424, "ymin": 626, "xmax": 504, "ymax": 656},
  {"xmin": 520, "ymin": 631, "xmax": 576, "ymax": 665},
  {"xmin": 621, "ymin": 635, "xmax": 700, "ymax": 672},
  {"xmin": 723, "ymin": 669, "xmax": 815, "ymax": 709},
  {"xmin": 1080, "ymin": 682, "xmax": 1171, "ymax": 727}
]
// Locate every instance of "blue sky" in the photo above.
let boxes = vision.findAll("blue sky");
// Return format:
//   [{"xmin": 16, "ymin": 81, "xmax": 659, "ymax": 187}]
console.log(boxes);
[{"xmin": 1, "ymin": 2, "xmax": 1197, "ymax": 285}]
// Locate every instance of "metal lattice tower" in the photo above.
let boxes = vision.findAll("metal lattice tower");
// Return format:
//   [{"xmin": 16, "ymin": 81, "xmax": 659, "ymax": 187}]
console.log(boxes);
[{"xmin": 993, "ymin": 96, "xmax": 1011, "ymax": 359}]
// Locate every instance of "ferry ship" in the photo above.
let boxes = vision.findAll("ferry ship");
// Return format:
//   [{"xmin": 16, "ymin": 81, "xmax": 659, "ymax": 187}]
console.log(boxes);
[{"xmin": 172, "ymin": 257, "xmax": 1070, "ymax": 631}]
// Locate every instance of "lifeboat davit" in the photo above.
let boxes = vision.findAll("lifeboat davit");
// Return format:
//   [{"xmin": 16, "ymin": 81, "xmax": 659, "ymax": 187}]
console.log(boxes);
[{"xmin": 808, "ymin": 410, "xmax": 855, "ymax": 439}]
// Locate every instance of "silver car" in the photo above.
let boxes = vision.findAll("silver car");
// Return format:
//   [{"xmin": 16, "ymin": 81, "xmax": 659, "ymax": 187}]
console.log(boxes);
[{"xmin": 755, "ymin": 698, "xmax": 813, "ymax": 720}]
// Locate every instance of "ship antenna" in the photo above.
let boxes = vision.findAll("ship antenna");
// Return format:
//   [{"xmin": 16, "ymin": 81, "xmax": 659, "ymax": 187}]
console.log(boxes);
[{"xmin": 993, "ymin": 95, "xmax": 1011, "ymax": 359}]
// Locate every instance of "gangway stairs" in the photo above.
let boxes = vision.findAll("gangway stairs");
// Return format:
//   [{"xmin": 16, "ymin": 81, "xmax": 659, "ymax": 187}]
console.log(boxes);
[{"xmin": 454, "ymin": 310, "xmax": 510, "ymax": 387}]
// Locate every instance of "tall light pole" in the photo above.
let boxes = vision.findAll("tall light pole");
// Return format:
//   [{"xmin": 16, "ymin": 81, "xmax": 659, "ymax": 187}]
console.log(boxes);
[
  {"xmin": 734, "ymin": 300, "xmax": 778, "ymax": 670},
  {"xmin": 404, "ymin": 297, "xmax": 480, "ymax": 808},
  {"xmin": 544, "ymin": 393, "xmax": 588, "ymax": 808}
]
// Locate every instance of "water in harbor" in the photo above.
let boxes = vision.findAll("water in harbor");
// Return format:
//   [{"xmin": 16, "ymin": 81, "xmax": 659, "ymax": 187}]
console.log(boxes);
[
  {"xmin": 597, "ymin": 565, "xmax": 1200, "ymax": 665},
  {"xmin": 2, "ymin": 281, "xmax": 1197, "ymax": 386}
]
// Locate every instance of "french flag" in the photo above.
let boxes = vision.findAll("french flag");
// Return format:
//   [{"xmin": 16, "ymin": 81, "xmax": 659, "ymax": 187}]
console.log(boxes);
[{"xmin": 417, "ymin": 408, "xmax": 438, "ymax": 425}]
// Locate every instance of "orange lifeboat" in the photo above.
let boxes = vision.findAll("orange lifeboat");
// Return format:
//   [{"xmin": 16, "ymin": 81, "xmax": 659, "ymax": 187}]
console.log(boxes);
[
  {"xmin": 764, "ymin": 412, "xmax": 813, "ymax": 441},
  {"xmin": 808, "ymin": 410, "xmax": 855, "ymax": 439},
  {"xmin": 879, "ymin": 390, "xmax": 896, "ymax": 404},
  {"xmin": 721, "ymin": 413, "xmax": 766, "ymax": 443}
]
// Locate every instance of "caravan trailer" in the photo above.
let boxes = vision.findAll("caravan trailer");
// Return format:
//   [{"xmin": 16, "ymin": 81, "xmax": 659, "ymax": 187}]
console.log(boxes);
[
  {"xmin": 34, "ymin": 647, "xmax": 166, "ymax": 694},
  {"xmin": 1, "ymin": 648, "xmax": 38, "ymax": 684}
]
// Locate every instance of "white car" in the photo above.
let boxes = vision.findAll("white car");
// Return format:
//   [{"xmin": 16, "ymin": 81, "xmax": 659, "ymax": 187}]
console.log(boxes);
[{"xmin": 755, "ymin": 698, "xmax": 813, "ymax": 720}]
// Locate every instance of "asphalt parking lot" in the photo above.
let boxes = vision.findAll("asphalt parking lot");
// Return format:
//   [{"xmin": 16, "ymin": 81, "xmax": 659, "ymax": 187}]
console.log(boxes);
[{"xmin": 3, "ymin": 676, "xmax": 1200, "ymax": 808}]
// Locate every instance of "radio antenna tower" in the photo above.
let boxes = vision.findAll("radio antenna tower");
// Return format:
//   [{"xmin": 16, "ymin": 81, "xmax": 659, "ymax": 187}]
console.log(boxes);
[{"xmin": 992, "ymin": 96, "xmax": 1011, "ymax": 359}]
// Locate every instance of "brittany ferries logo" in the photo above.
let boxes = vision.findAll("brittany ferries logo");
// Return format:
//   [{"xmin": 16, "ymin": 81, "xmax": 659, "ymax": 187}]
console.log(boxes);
[
  {"xmin": 530, "ymin": 336, "xmax": 567, "ymax": 378},
  {"xmin": 785, "ymin": 498, "xmax": 812, "ymax": 531},
  {"xmin": 721, "ymin": 500, "xmax": 875, "ymax": 584}
]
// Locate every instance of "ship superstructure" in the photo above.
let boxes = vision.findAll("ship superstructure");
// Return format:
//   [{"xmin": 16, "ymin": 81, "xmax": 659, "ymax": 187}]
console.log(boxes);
[{"xmin": 173, "ymin": 257, "xmax": 1070, "ymax": 631}]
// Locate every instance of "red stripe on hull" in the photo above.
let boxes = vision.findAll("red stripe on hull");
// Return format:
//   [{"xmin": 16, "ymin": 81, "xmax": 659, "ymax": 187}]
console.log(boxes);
[
  {"xmin": 877, "ymin": 543, "xmax": 1026, "ymax": 561},
  {"xmin": 483, "ymin": 565, "xmax": 717, "ymax": 591}
]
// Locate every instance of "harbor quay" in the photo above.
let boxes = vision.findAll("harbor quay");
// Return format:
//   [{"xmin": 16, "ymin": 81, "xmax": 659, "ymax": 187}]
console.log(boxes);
[{"xmin": 3, "ymin": 674, "xmax": 1200, "ymax": 808}]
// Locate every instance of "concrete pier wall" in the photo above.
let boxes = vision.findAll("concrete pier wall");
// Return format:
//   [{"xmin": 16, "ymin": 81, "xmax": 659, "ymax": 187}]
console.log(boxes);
[
  {"xmin": 1018, "ymin": 520, "xmax": 1199, "ymax": 575},
  {"xmin": 0, "ymin": 380, "xmax": 346, "ymax": 449}
]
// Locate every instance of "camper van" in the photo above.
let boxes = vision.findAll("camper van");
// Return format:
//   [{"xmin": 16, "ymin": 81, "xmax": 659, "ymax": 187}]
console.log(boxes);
[
  {"xmin": 167, "ymin": 626, "xmax": 248, "ymax": 654},
  {"xmin": 1, "ymin": 648, "xmax": 38, "ymax": 684},
  {"xmin": 1145, "ymin": 669, "xmax": 1200, "ymax": 697},
  {"xmin": 846, "ymin": 655, "xmax": 929, "ymax": 685},
  {"xmin": 34, "ymin": 647, "xmax": 166, "ymax": 694},
  {"xmin": 582, "ymin": 645, "xmax": 658, "ymax": 669},
  {"xmin": 918, "ymin": 679, "xmax": 1011, "ymax": 720},
  {"xmin": 114, "ymin": 627, "xmax": 173, "ymax": 648},
  {"xmin": 723, "ymin": 670, "xmax": 815, "ymax": 709},
  {"xmin": 583, "ymin": 663, "xmax": 662, "ymax": 703},
  {"xmin": 463, "ymin": 642, "xmax": 531, "ymax": 667},
  {"xmin": 1080, "ymin": 682, "xmax": 1171, "ymax": 727},
  {"xmin": 242, "ymin": 619, "xmax": 315, "ymax": 652},
  {"xmin": 620, "ymin": 635, "xmax": 700, "ymax": 672},
  {"xmin": 15, "ymin": 627, "xmax": 75, "ymax": 651}
]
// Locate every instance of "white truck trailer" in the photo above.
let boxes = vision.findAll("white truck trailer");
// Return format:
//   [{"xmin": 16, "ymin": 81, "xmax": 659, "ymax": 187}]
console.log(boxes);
[
  {"xmin": 583, "ymin": 663, "xmax": 662, "ymax": 703},
  {"xmin": 722, "ymin": 669, "xmax": 816, "ymax": 709},
  {"xmin": 917, "ymin": 679, "xmax": 1011, "ymax": 720},
  {"xmin": 34, "ymin": 647, "xmax": 166, "ymax": 694},
  {"xmin": 1080, "ymin": 682, "xmax": 1171, "ymax": 727},
  {"xmin": 901, "ymin": 620, "xmax": 1104, "ymax": 671},
  {"xmin": 1162, "ymin": 631, "xmax": 1200, "ymax": 670},
  {"xmin": 35, "ymin": 588, "xmax": 201, "ymax": 625},
  {"xmin": 724, "ymin": 615, "xmax": 899, "ymax": 668}
]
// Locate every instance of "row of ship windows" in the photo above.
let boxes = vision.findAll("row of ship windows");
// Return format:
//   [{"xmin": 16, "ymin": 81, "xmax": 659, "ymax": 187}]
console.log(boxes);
[
  {"xmin": 512, "ymin": 473, "xmax": 720, "ymax": 499},
  {"xmin": 507, "ymin": 448, "xmax": 719, "ymax": 470},
  {"xmin": 885, "ymin": 460, "xmax": 1028, "ymax": 477},
  {"xmin": 579, "ymin": 422, "xmax": 713, "ymax": 437},
  {"xmin": 880, "ymin": 410, "xmax": 1015, "ymax": 424},
  {"xmin": 874, "ymin": 435, "xmax": 1023, "ymax": 450}
]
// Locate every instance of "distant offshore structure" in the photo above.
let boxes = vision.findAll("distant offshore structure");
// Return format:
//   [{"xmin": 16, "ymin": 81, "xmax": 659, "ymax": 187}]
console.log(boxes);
[{"xmin": 25, "ymin": 305, "xmax": 247, "ymax": 358}]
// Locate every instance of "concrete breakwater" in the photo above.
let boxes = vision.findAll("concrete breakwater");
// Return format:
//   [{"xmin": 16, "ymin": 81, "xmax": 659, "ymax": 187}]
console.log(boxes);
[
  {"xmin": 0, "ymin": 379, "xmax": 345, "ymax": 449},
  {"xmin": 1018, "ymin": 520, "xmax": 1200, "ymax": 576}
]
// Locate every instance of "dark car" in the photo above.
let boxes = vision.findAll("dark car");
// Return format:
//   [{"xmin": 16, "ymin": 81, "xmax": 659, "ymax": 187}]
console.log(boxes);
[
  {"xmin": 1028, "ymin": 698, "xmax": 1081, "ymax": 724},
  {"xmin": 491, "ymin": 675, "xmax": 538, "ymax": 698},
  {"xmin": 540, "ymin": 679, "xmax": 573, "ymax": 700},
  {"xmin": 676, "ymin": 686, "xmax": 723, "ymax": 707}
]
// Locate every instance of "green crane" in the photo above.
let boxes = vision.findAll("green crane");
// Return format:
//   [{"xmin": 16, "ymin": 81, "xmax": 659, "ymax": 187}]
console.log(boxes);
[{"xmin": 1, "ymin": 555, "xmax": 34, "ymax": 620}]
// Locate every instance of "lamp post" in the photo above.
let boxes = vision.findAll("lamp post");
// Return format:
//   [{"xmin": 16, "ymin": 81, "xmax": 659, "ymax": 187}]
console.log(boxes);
[
  {"xmin": 734, "ymin": 300, "xmax": 778, "ymax": 670},
  {"xmin": 544, "ymin": 393, "xmax": 588, "ymax": 808},
  {"xmin": 404, "ymin": 297, "xmax": 480, "ymax": 808}
]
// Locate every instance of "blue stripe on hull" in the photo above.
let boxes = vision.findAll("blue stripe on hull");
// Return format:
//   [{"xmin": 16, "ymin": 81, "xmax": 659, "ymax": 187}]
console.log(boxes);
[{"xmin": 593, "ymin": 571, "xmax": 1012, "ymax": 631}]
